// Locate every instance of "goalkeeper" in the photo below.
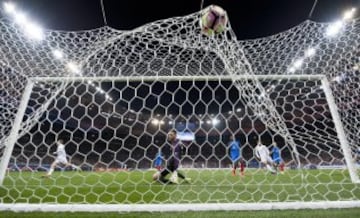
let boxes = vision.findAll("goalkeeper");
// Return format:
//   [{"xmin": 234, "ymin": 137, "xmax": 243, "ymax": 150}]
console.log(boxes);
[
  {"xmin": 43, "ymin": 139, "xmax": 81, "ymax": 177},
  {"xmin": 152, "ymin": 129, "xmax": 190, "ymax": 184}
]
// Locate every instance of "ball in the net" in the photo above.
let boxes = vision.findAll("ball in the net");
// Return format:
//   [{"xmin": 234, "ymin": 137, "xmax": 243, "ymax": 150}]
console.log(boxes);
[{"xmin": 200, "ymin": 5, "xmax": 228, "ymax": 36}]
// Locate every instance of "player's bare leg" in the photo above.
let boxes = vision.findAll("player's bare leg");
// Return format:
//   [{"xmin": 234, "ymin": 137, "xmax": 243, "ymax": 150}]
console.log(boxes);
[
  {"xmin": 231, "ymin": 162, "xmax": 237, "ymax": 176},
  {"xmin": 279, "ymin": 162, "xmax": 285, "ymax": 174},
  {"xmin": 42, "ymin": 161, "xmax": 57, "ymax": 178},
  {"xmin": 66, "ymin": 162, "xmax": 81, "ymax": 171},
  {"xmin": 263, "ymin": 161, "xmax": 276, "ymax": 174},
  {"xmin": 240, "ymin": 161, "xmax": 245, "ymax": 176},
  {"xmin": 153, "ymin": 169, "xmax": 171, "ymax": 184}
]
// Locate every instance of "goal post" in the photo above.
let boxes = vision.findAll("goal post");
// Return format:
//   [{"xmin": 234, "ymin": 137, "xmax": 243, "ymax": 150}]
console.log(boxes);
[
  {"xmin": 1, "ymin": 74, "xmax": 360, "ymax": 212},
  {"xmin": 320, "ymin": 77, "xmax": 360, "ymax": 183},
  {"xmin": 2, "ymin": 201, "xmax": 360, "ymax": 212},
  {"xmin": 0, "ymin": 80, "xmax": 34, "ymax": 185}
]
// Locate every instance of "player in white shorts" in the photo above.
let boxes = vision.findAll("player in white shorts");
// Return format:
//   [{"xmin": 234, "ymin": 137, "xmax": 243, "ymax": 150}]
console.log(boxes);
[
  {"xmin": 254, "ymin": 139, "xmax": 276, "ymax": 174},
  {"xmin": 43, "ymin": 139, "xmax": 80, "ymax": 177}
]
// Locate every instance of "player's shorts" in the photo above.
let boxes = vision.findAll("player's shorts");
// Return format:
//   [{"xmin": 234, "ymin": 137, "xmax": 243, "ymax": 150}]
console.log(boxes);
[
  {"xmin": 155, "ymin": 166, "xmax": 162, "ymax": 171},
  {"xmin": 273, "ymin": 158, "xmax": 281, "ymax": 165},
  {"xmin": 54, "ymin": 156, "xmax": 68, "ymax": 165},
  {"xmin": 160, "ymin": 158, "xmax": 179, "ymax": 177},
  {"xmin": 231, "ymin": 157, "xmax": 240, "ymax": 166}
]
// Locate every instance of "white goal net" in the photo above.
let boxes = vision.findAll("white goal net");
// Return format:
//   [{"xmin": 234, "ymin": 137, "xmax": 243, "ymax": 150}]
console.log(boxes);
[{"xmin": 0, "ymin": 4, "xmax": 359, "ymax": 211}]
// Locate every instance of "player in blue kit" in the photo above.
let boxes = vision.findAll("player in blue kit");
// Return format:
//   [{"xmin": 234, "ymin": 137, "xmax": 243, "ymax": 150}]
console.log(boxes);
[
  {"xmin": 154, "ymin": 150, "xmax": 163, "ymax": 171},
  {"xmin": 271, "ymin": 143, "xmax": 284, "ymax": 173},
  {"xmin": 229, "ymin": 135, "xmax": 245, "ymax": 176}
]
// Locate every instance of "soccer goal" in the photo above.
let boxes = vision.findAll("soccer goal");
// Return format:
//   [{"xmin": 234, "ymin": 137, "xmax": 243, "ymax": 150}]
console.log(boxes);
[{"xmin": 0, "ymin": 5, "xmax": 360, "ymax": 212}]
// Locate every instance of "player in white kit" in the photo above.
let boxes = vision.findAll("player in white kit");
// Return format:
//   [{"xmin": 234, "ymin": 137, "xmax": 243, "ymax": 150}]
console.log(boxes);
[
  {"xmin": 43, "ymin": 139, "xmax": 80, "ymax": 177},
  {"xmin": 254, "ymin": 139, "xmax": 277, "ymax": 174}
]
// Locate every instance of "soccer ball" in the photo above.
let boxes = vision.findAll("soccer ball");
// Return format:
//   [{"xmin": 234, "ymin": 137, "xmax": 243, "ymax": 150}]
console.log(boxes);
[{"xmin": 200, "ymin": 5, "xmax": 228, "ymax": 36}]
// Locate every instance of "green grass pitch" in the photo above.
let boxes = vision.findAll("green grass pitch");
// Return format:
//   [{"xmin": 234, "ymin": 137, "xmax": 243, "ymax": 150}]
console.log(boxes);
[{"xmin": 1, "ymin": 168, "xmax": 359, "ymax": 204}]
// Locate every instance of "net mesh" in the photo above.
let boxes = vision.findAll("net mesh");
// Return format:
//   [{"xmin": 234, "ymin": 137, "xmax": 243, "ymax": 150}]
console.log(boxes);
[{"xmin": 0, "ymin": 5, "xmax": 359, "ymax": 205}]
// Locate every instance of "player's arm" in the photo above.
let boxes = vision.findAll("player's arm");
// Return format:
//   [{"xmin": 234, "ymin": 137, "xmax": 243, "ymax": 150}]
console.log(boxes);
[
  {"xmin": 229, "ymin": 142, "xmax": 235, "ymax": 156},
  {"xmin": 53, "ymin": 143, "xmax": 61, "ymax": 155},
  {"xmin": 181, "ymin": 143, "xmax": 186, "ymax": 156}
]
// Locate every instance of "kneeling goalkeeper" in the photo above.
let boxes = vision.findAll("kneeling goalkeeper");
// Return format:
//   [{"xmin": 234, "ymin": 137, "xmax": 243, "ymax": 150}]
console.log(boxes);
[{"xmin": 152, "ymin": 129, "xmax": 190, "ymax": 184}]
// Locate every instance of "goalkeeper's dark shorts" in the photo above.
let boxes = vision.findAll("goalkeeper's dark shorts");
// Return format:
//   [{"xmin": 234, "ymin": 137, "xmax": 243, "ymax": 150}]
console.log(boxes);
[{"xmin": 160, "ymin": 158, "xmax": 179, "ymax": 177}]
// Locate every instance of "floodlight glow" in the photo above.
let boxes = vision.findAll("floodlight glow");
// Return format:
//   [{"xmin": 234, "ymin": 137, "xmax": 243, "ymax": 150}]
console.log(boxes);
[
  {"xmin": 14, "ymin": 12, "xmax": 27, "ymax": 25},
  {"xmin": 52, "ymin": 49, "xmax": 64, "ymax": 59},
  {"xmin": 293, "ymin": 59, "xmax": 304, "ymax": 68},
  {"xmin": 288, "ymin": 67, "xmax": 296, "ymax": 73},
  {"xmin": 24, "ymin": 23, "xmax": 44, "ymax": 40},
  {"xmin": 236, "ymin": 108, "xmax": 241, "ymax": 112},
  {"xmin": 105, "ymin": 95, "xmax": 112, "ymax": 100},
  {"xmin": 66, "ymin": 62, "xmax": 81, "ymax": 74},
  {"xmin": 326, "ymin": 20, "xmax": 343, "ymax": 37},
  {"xmin": 343, "ymin": 8, "xmax": 356, "ymax": 20},
  {"xmin": 4, "ymin": 2, "xmax": 16, "ymax": 14},
  {"xmin": 212, "ymin": 118, "xmax": 219, "ymax": 126},
  {"xmin": 305, "ymin": 48, "xmax": 316, "ymax": 57},
  {"xmin": 151, "ymin": 119, "xmax": 160, "ymax": 125}
]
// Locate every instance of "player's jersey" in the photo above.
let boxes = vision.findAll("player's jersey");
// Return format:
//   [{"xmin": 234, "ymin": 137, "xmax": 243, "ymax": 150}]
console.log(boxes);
[
  {"xmin": 255, "ymin": 145, "xmax": 269, "ymax": 159},
  {"xmin": 229, "ymin": 140, "xmax": 240, "ymax": 161},
  {"xmin": 271, "ymin": 146, "xmax": 281, "ymax": 162},
  {"xmin": 56, "ymin": 142, "xmax": 66, "ymax": 159}
]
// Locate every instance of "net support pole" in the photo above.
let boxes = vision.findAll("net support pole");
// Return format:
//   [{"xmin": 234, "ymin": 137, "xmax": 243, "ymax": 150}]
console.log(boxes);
[
  {"xmin": 321, "ymin": 76, "xmax": 360, "ymax": 183},
  {"xmin": 0, "ymin": 80, "xmax": 34, "ymax": 185}
]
